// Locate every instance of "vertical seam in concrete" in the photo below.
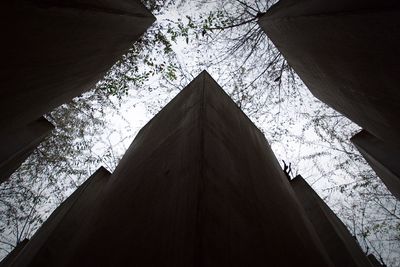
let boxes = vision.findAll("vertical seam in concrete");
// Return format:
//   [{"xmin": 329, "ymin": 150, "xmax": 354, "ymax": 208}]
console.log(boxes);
[{"xmin": 194, "ymin": 72, "xmax": 206, "ymax": 267}]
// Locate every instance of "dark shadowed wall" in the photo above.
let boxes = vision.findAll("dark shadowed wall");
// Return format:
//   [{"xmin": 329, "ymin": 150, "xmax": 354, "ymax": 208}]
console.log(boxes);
[
  {"xmin": 1, "ymin": 0, "xmax": 155, "ymax": 133},
  {"xmin": 259, "ymin": 0, "xmax": 400, "ymax": 147},
  {"xmin": 291, "ymin": 175, "xmax": 374, "ymax": 267},
  {"xmin": 9, "ymin": 167, "xmax": 110, "ymax": 267},
  {"xmin": 0, "ymin": 117, "xmax": 53, "ymax": 183},
  {"xmin": 351, "ymin": 130, "xmax": 400, "ymax": 200},
  {"xmin": 43, "ymin": 71, "xmax": 335, "ymax": 267}
]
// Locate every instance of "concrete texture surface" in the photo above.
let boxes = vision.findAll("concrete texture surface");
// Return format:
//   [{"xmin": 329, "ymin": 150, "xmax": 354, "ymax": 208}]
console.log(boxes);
[
  {"xmin": 45, "ymin": 71, "xmax": 335, "ymax": 267},
  {"xmin": 9, "ymin": 167, "xmax": 111, "ymax": 267},
  {"xmin": 1, "ymin": 0, "xmax": 155, "ymax": 133},
  {"xmin": 0, "ymin": 117, "xmax": 54, "ymax": 183},
  {"xmin": 259, "ymin": 0, "xmax": 400, "ymax": 147},
  {"xmin": 291, "ymin": 175, "xmax": 374, "ymax": 267},
  {"xmin": 0, "ymin": 239, "xmax": 29, "ymax": 267},
  {"xmin": 367, "ymin": 254, "xmax": 386, "ymax": 267},
  {"xmin": 351, "ymin": 130, "xmax": 400, "ymax": 200}
]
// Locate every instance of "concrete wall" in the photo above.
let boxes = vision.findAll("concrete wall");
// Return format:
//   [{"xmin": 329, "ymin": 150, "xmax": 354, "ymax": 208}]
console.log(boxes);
[
  {"xmin": 0, "ymin": 117, "xmax": 54, "ymax": 183},
  {"xmin": 291, "ymin": 175, "xmax": 373, "ymax": 267},
  {"xmin": 0, "ymin": 239, "xmax": 29, "ymax": 267},
  {"xmin": 259, "ymin": 0, "xmax": 400, "ymax": 147},
  {"xmin": 1, "ymin": 0, "xmax": 155, "ymax": 133},
  {"xmin": 44, "ymin": 71, "xmax": 334, "ymax": 266},
  {"xmin": 351, "ymin": 130, "xmax": 400, "ymax": 200},
  {"xmin": 367, "ymin": 254, "xmax": 386, "ymax": 267},
  {"xmin": 9, "ymin": 167, "xmax": 110, "ymax": 267}
]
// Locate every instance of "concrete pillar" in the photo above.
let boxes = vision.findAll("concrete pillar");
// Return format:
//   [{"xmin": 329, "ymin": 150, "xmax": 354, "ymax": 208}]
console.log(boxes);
[
  {"xmin": 290, "ymin": 175, "xmax": 374, "ymax": 267},
  {"xmin": 367, "ymin": 254, "xmax": 386, "ymax": 267},
  {"xmin": 0, "ymin": 117, "xmax": 54, "ymax": 183},
  {"xmin": 1, "ymin": 0, "xmax": 155, "ymax": 133},
  {"xmin": 0, "ymin": 239, "xmax": 29, "ymax": 267},
  {"xmin": 9, "ymin": 167, "xmax": 111, "ymax": 267},
  {"xmin": 259, "ymin": 0, "xmax": 400, "ymax": 147},
  {"xmin": 351, "ymin": 130, "xmax": 400, "ymax": 200},
  {"xmin": 42, "ymin": 71, "xmax": 334, "ymax": 267}
]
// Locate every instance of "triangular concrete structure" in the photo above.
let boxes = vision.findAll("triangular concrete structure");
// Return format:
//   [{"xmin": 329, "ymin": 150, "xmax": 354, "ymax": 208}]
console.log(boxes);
[
  {"xmin": 0, "ymin": 117, "xmax": 54, "ymax": 183},
  {"xmin": 9, "ymin": 167, "xmax": 111, "ymax": 267},
  {"xmin": 23, "ymin": 71, "xmax": 332, "ymax": 266},
  {"xmin": 259, "ymin": 0, "xmax": 400, "ymax": 147},
  {"xmin": 0, "ymin": 0, "xmax": 155, "ymax": 181},
  {"xmin": 351, "ymin": 130, "xmax": 400, "ymax": 200},
  {"xmin": 291, "ymin": 175, "xmax": 374, "ymax": 267},
  {"xmin": 1, "ymin": 0, "xmax": 155, "ymax": 134},
  {"xmin": 8, "ymin": 72, "xmax": 336, "ymax": 266}
]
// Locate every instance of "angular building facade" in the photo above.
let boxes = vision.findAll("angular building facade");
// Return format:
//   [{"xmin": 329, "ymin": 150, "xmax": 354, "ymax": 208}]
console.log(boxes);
[
  {"xmin": 290, "ymin": 176, "xmax": 374, "ymax": 267},
  {"xmin": 351, "ymin": 130, "xmax": 400, "ymax": 200},
  {"xmin": 0, "ymin": 239, "xmax": 29, "ymax": 267},
  {"xmin": 0, "ymin": 0, "xmax": 155, "ymax": 181},
  {"xmin": 259, "ymin": 0, "xmax": 400, "ymax": 147},
  {"xmin": 1, "ymin": 0, "xmax": 155, "ymax": 133},
  {"xmin": 0, "ymin": 117, "xmax": 53, "ymax": 183},
  {"xmin": 8, "ymin": 167, "xmax": 111, "ymax": 267},
  {"xmin": 7, "ymin": 72, "xmax": 335, "ymax": 267},
  {"xmin": 259, "ymin": 0, "xmax": 400, "ymax": 199}
]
